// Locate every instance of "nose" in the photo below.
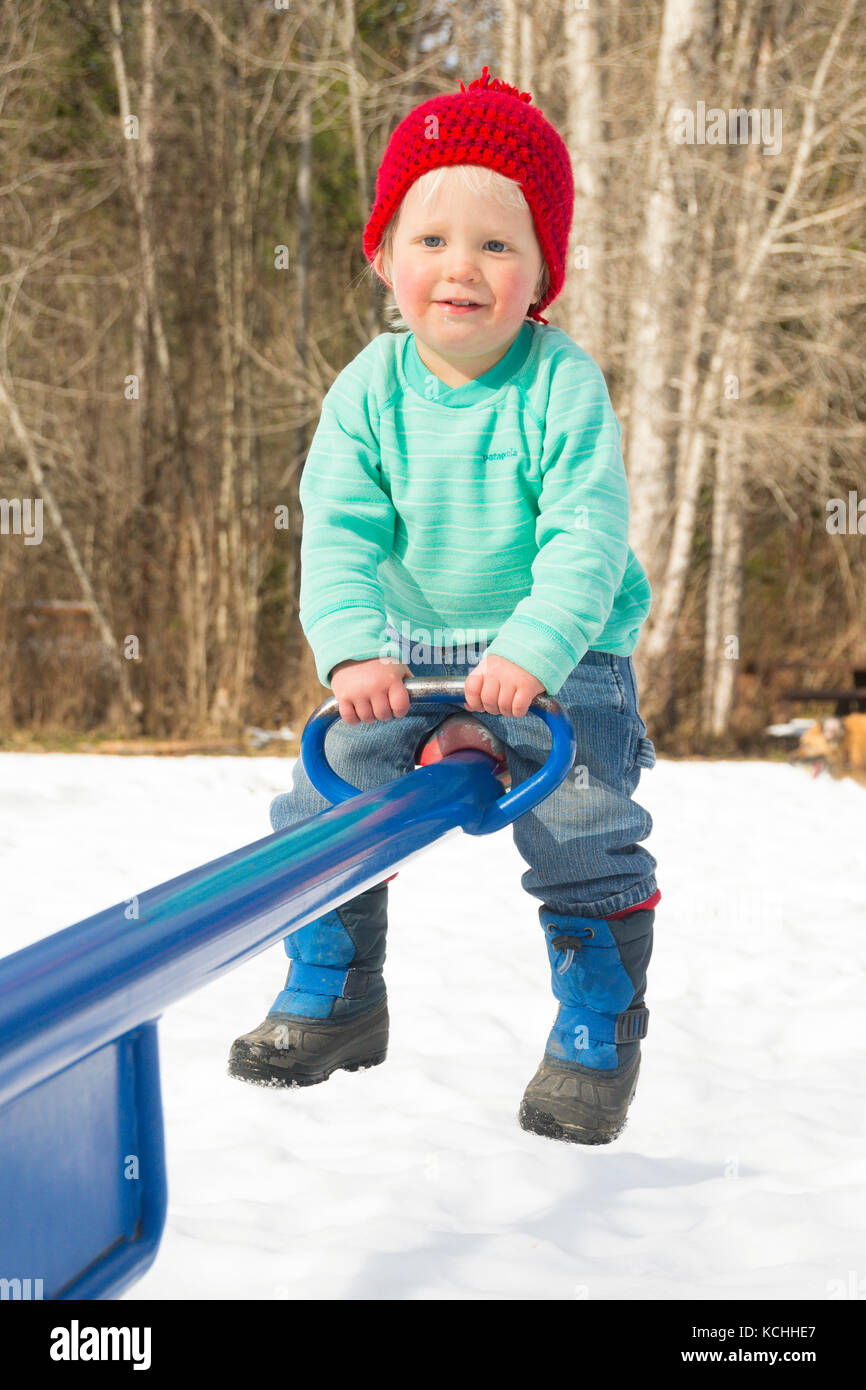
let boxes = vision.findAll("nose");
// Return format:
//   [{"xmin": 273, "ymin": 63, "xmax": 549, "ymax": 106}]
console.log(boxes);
[
  {"xmin": 442, "ymin": 277, "xmax": 483, "ymax": 302},
  {"xmin": 444, "ymin": 253, "xmax": 482, "ymax": 283},
  {"xmin": 445, "ymin": 272, "xmax": 481, "ymax": 290}
]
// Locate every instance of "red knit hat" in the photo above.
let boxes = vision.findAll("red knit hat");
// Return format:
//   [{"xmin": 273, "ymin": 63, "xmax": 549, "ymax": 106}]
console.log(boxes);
[{"xmin": 363, "ymin": 65, "xmax": 574, "ymax": 324}]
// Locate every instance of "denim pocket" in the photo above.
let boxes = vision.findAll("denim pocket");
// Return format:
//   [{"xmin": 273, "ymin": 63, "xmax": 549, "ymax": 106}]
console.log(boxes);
[{"xmin": 562, "ymin": 650, "xmax": 625, "ymax": 712}]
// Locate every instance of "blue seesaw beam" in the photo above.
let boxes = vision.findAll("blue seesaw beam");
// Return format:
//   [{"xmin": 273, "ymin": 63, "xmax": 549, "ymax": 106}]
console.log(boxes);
[{"xmin": 0, "ymin": 680, "xmax": 575, "ymax": 1301}]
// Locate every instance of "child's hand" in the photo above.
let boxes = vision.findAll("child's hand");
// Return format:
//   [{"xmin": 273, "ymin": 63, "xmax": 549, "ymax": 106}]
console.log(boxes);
[
  {"xmin": 330, "ymin": 657, "xmax": 412, "ymax": 725},
  {"xmin": 463, "ymin": 654, "xmax": 545, "ymax": 718}
]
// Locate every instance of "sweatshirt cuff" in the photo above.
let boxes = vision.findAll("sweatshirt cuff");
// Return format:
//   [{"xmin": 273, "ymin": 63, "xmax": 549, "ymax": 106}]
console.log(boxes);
[
  {"xmin": 485, "ymin": 619, "xmax": 587, "ymax": 697},
  {"xmin": 304, "ymin": 607, "xmax": 393, "ymax": 689}
]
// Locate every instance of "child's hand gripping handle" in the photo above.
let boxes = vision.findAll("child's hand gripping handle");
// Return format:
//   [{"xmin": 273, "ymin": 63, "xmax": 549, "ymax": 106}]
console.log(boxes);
[{"xmin": 300, "ymin": 677, "xmax": 576, "ymax": 835}]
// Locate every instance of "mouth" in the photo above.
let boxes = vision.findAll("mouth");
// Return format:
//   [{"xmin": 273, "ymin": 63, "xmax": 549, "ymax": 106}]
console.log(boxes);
[{"xmin": 436, "ymin": 299, "xmax": 484, "ymax": 313}]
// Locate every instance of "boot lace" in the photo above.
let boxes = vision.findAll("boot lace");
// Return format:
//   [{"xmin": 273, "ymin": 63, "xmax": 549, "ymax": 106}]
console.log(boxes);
[{"xmin": 548, "ymin": 925, "xmax": 595, "ymax": 974}]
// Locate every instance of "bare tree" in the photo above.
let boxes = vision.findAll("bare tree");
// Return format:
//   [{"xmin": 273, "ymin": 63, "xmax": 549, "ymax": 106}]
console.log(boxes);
[
  {"xmin": 0, "ymin": 214, "xmax": 142, "ymax": 725},
  {"xmin": 500, "ymin": 0, "xmax": 520, "ymax": 82},
  {"xmin": 639, "ymin": 0, "xmax": 862, "ymax": 726},
  {"xmin": 623, "ymin": 0, "xmax": 717, "ymax": 601},
  {"xmin": 701, "ymin": 10, "xmax": 773, "ymax": 737},
  {"xmin": 563, "ymin": 0, "xmax": 606, "ymax": 360}
]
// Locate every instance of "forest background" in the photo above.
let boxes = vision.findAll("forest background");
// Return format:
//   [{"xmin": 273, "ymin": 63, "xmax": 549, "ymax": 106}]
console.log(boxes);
[{"xmin": 1, "ymin": 0, "xmax": 864, "ymax": 753}]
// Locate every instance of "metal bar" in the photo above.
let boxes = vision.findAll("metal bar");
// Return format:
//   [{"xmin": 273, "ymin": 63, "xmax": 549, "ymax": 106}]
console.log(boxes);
[{"xmin": 302, "ymin": 679, "xmax": 576, "ymax": 834}]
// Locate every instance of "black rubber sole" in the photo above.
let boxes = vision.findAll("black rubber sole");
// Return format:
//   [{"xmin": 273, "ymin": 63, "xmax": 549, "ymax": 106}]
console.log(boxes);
[
  {"xmin": 518, "ymin": 1049, "xmax": 641, "ymax": 1145},
  {"xmin": 228, "ymin": 1048, "xmax": 388, "ymax": 1088},
  {"xmin": 227, "ymin": 999, "xmax": 390, "ymax": 1089},
  {"xmin": 518, "ymin": 1098, "xmax": 627, "ymax": 1145}
]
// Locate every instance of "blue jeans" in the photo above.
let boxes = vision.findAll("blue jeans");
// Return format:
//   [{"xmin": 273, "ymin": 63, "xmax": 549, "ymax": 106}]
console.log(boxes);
[{"xmin": 270, "ymin": 641, "xmax": 658, "ymax": 918}]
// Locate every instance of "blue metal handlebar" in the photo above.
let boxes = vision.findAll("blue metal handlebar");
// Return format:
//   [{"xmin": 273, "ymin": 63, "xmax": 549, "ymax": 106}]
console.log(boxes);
[{"xmin": 301, "ymin": 677, "xmax": 577, "ymax": 835}]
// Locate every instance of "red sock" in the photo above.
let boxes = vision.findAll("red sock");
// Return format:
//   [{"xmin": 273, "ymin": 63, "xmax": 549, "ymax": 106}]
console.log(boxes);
[{"xmin": 607, "ymin": 888, "xmax": 661, "ymax": 919}]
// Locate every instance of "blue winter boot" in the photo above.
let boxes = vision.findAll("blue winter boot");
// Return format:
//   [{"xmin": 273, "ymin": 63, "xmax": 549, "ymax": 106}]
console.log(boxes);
[
  {"xmin": 518, "ymin": 905, "xmax": 653, "ymax": 1144},
  {"xmin": 227, "ymin": 881, "xmax": 389, "ymax": 1087}
]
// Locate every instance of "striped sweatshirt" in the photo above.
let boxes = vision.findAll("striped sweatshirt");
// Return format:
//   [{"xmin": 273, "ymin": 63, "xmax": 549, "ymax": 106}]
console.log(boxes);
[{"xmin": 298, "ymin": 319, "xmax": 651, "ymax": 697}]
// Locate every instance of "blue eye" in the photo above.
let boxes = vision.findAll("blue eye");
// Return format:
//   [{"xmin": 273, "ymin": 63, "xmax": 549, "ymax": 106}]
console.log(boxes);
[{"xmin": 420, "ymin": 236, "xmax": 508, "ymax": 252}]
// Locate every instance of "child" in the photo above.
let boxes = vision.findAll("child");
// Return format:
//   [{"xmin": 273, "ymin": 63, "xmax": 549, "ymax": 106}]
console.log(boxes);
[{"xmin": 229, "ymin": 66, "xmax": 660, "ymax": 1145}]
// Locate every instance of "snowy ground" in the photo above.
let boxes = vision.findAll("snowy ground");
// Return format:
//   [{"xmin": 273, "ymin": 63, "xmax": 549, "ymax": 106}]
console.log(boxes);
[{"xmin": 2, "ymin": 749, "xmax": 865, "ymax": 1301}]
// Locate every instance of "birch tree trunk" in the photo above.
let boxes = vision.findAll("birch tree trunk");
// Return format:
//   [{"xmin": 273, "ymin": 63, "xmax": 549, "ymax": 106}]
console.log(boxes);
[
  {"xmin": 232, "ymin": 40, "xmax": 261, "ymax": 740},
  {"xmin": 208, "ymin": 33, "xmax": 241, "ymax": 733},
  {"xmin": 634, "ymin": 76, "xmax": 724, "ymax": 724},
  {"xmin": 339, "ymin": 0, "xmax": 378, "ymax": 343},
  {"xmin": 563, "ymin": 0, "xmax": 605, "ymax": 360},
  {"xmin": 703, "ymin": 425, "xmax": 745, "ymax": 736},
  {"xmin": 701, "ymin": 13, "xmax": 773, "ymax": 738},
  {"xmin": 500, "ymin": 0, "xmax": 520, "ymax": 82},
  {"xmin": 207, "ymin": 23, "xmax": 269, "ymax": 733},
  {"xmin": 623, "ymin": 0, "xmax": 716, "ymax": 589},
  {"xmin": 288, "ymin": 61, "xmax": 314, "ymax": 672},
  {"xmin": 518, "ymin": 1, "xmax": 536, "ymax": 97},
  {"xmin": 107, "ymin": 0, "xmax": 178, "ymax": 438}
]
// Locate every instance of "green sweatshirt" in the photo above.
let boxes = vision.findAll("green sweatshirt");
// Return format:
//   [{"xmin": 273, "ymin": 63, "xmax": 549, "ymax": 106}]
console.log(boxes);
[{"xmin": 298, "ymin": 319, "xmax": 651, "ymax": 696}]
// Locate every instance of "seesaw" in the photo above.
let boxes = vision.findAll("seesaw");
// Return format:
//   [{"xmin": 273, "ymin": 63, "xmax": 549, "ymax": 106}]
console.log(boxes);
[{"xmin": 0, "ymin": 679, "xmax": 575, "ymax": 1300}]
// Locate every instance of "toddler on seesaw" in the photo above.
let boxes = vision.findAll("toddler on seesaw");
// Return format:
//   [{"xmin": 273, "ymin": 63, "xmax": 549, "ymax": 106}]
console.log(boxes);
[{"xmin": 229, "ymin": 66, "xmax": 660, "ymax": 1145}]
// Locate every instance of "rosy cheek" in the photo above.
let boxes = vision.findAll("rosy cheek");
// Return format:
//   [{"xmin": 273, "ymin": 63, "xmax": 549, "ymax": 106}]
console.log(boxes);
[
  {"xmin": 494, "ymin": 268, "xmax": 530, "ymax": 306},
  {"xmin": 394, "ymin": 260, "xmax": 431, "ymax": 304}
]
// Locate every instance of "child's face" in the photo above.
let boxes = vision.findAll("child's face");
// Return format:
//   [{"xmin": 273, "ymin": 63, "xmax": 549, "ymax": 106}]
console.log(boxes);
[{"xmin": 377, "ymin": 176, "xmax": 546, "ymax": 370}]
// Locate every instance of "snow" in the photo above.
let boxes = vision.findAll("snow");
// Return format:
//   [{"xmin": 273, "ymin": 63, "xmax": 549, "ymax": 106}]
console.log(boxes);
[{"xmin": 1, "ymin": 749, "xmax": 865, "ymax": 1300}]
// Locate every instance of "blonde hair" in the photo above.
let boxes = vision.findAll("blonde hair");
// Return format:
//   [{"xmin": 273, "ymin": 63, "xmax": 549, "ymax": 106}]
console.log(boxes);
[{"xmin": 370, "ymin": 164, "xmax": 550, "ymax": 330}]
